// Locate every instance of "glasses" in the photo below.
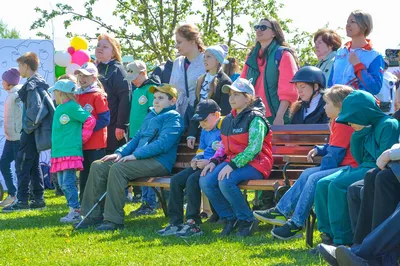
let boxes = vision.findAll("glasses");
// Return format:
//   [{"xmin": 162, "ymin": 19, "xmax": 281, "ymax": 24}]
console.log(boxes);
[{"xmin": 254, "ymin": 25, "xmax": 273, "ymax": 31}]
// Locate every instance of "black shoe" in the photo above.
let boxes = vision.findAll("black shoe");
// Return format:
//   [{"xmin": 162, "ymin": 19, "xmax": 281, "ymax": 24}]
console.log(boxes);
[
  {"xmin": 336, "ymin": 245, "xmax": 369, "ymax": 266},
  {"xmin": 2, "ymin": 201, "xmax": 30, "ymax": 213},
  {"xmin": 206, "ymin": 213, "xmax": 220, "ymax": 223},
  {"xmin": 96, "ymin": 221, "xmax": 124, "ymax": 231},
  {"xmin": 317, "ymin": 243, "xmax": 338, "ymax": 266},
  {"xmin": 236, "ymin": 219, "xmax": 260, "ymax": 237},
  {"xmin": 220, "ymin": 219, "xmax": 238, "ymax": 237},
  {"xmin": 321, "ymin": 232, "xmax": 334, "ymax": 245},
  {"xmin": 271, "ymin": 221, "xmax": 303, "ymax": 240},
  {"xmin": 29, "ymin": 200, "xmax": 46, "ymax": 210},
  {"xmin": 73, "ymin": 217, "xmax": 103, "ymax": 229}
]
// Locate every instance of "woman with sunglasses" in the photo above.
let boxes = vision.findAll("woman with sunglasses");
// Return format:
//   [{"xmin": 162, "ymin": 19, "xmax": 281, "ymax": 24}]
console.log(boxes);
[{"xmin": 241, "ymin": 18, "xmax": 299, "ymax": 125}]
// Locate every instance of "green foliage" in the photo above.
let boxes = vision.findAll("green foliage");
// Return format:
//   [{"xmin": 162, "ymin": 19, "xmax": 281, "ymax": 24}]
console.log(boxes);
[{"xmin": 0, "ymin": 20, "xmax": 20, "ymax": 39}]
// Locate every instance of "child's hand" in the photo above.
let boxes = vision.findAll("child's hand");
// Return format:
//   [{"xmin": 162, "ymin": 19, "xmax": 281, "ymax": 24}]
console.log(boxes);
[
  {"xmin": 218, "ymin": 165, "xmax": 233, "ymax": 180},
  {"xmin": 191, "ymin": 159, "xmax": 197, "ymax": 170},
  {"xmin": 187, "ymin": 137, "xmax": 196, "ymax": 149},
  {"xmin": 101, "ymin": 153, "xmax": 121, "ymax": 162},
  {"xmin": 307, "ymin": 148, "xmax": 317, "ymax": 162},
  {"xmin": 118, "ymin": 155, "xmax": 137, "ymax": 162},
  {"xmin": 201, "ymin": 162, "xmax": 216, "ymax": 177},
  {"xmin": 196, "ymin": 159, "xmax": 209, "ymax": 169}
]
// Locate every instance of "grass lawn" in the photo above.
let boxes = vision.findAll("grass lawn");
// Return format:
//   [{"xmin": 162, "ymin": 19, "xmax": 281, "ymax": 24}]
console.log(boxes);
[{"xmin": 0, "ymin": 191, "xmax": 326, "ymax": 265}]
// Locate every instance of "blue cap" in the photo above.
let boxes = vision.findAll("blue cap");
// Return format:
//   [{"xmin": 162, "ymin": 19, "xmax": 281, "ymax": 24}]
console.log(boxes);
[
  {"xmin": 48, "ymin": 80, "xmax": 77, "ymax": 94},
  {"xmin": 222, "ymin": 77, "xmax": 255, "ymax": 96}
]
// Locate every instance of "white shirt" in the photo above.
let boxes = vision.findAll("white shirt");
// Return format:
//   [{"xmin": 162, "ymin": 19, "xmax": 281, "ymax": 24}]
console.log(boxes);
[
  {"xmin": 199, "ymin": 72, "xmax": 216, "ymax": 100},
  {"xmin": 304, "ymin": 93, "xmax": 321, "ymax": 119}
]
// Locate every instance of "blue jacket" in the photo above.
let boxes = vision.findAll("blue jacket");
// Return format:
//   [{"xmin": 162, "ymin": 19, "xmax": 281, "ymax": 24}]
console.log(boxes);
[
  {"xmin": 195, "ymin": 119, "xmax": 222, "ymax": 160},
  {"xmin": 116, "ymin": 105, "xmax": 183, "ymax": 173},
  {"xmin": 328, "ymin": 40, "xmax": 384, "ymax": 95}
]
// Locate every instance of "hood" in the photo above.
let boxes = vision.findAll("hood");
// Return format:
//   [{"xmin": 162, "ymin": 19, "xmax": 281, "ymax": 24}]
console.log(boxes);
[
  {"xmin": 337, "ymin": 90, "xmax": 384, "ymax": 126},
  {"xmin": 344, "ymin": 39, "xmax": 373, "ymax": 51},
  {"xmin": 140, "ymin": 76, "xmax": 161, "ymax": 88},
  {"xmin": 23, "ymin": 73, "xmax": 49, "ymax": 91},
  {"xmin": 149, "ymin": 104, "xmax": 177, "ymax": 115},
  {"xmin": 77, "ymin": 82, "xmax": 105, "ymax": 95},
  {"xmin": 232, "ymin": 97, "xmax": 266, "ymax": 117}
]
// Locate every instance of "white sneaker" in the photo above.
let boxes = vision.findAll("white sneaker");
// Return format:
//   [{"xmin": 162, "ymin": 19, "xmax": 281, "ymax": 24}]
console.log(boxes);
[
  {"xmin": 0, "ymin": 195, "xmax": 16, "ymax": 207},
  {"xmin": 60, "ymin": 208, "xmax": 82, "ymax": 223}
]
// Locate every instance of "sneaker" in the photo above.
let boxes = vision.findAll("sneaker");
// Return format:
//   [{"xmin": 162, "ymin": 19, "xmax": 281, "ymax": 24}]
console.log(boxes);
[
  {"xmin": 29, "ymin": 200, "xmax": 46, "ymax": 210},
  {"xmin": 60, "ymin": 208, "xmax": 81, "ymax": 223},
  {"xmin": 321, "ymin": 232, "xmax": 334, "ymax": 245},
  {"xmin": 96, "ymin": 221, "xmax": 124, "ymax": 231},
  {"xmin": 2, "ymin": 201, "xmax": 30, "ymax": 213},
  {"xmin": 271, "ymin": 220, "xmax": 303, "ymax": 240},
  {"xmin": 220, "ymin": 219, "xmax": 238, "ymax": 237},
  {"xmin": 130, "ymin": 204, "xmax": 156, "ymax": 216},
  {"xmin": 317, "ymin": 243, "xmax": 339, "ymax": 266},
  {"xmin": 176, "ymin": 219, "xmax": 203, "ymax": 238},
  {"xmin": 126, "ymin": 195, "xmax": 133, "ymax": 203},
  {"xmin": 0, "ymin": 195, "xmax": 16, "ymax": 207},
  {"xmin": 336, "ymin": 245, "xmax": 368, "ymax": 266},
  {"xmin": 158, "ymin": 223, "xmax": 184, "ymax": 236},
  {"xmin": 73, "ymin": 217, "xmax": 103, "ymax": 229},
  {"xmin": 236, "ymin": 219, "xmax": 260, "ymax": 237},
  {"xmin": 253, "ymin": 207, "xmax": 287, "ymax": 226}
]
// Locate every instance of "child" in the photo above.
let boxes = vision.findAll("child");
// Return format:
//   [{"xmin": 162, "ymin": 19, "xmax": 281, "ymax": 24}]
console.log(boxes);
[
  {"xmin": 254, "ymin": 85, "xmax": 357, "ymax": 240},
  {"xmin": 124, "ymin": 60, "xmax": 160, "ymax": 209},
  {"xmin": 48, "ymin": 80, "xmax": 95, "ymax": 222},
  {"xmin": 0, "ymin": 68, "xmax": 22, "ymax": 207},
  {"xmin": 289, "ymin": 66, "xmax": 328, "ymax": 124},
  {"xmin": 3, "ymin": 52, "xmax": 55, "ymax": 212},
  {"xmin": 158, "ymin": 99, "xmax": 223, "ymax": 237},
  {"xmin": 199, "ymin": 78, "xmax": 273, "ymax": 237},
  {"xmin": 222, "ymin": 57, "xmax": 241, "ymax": 82},
  {"xmin": 314, "ymin": 90, "xmax": 400, "ymax": 246},
  {"xmin": 74, "ymin": 62, "xmax": 110, "ymax": 202},
  {"xmin": 187, "ymin": 44, "xmax": 232, "ymax": 149}
]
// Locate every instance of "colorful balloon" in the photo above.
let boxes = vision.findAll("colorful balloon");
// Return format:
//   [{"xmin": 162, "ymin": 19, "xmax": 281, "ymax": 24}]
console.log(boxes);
[
  {"xmin": 70, "ymin": 36, "xmax": 88, "ymax": 51},
  {"xmin": 67, "ymin": 46, "xmax": 75, "ymax": 55},
  {"xmin": 66, "ymin": 63, "xmax": 81, "ymax": 75},
  {"xmin": 54, "ymin": 51, "xmax": 72, "ymax": 67},
  {"xmin": 71, "ymin": 50, "xmax": 90, "ymax": 66},
  {"xmin": 55, "ymin": 65, "xmax": 66, "ymax": 78}
]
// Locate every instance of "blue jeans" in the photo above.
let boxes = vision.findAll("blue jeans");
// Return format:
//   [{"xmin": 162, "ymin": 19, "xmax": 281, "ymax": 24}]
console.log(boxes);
[
  {"xmin": 142, "ymin": 186, "xmax": 156, "ymax": 209},
  {"xmin": 199, "ymin": 162, "xmax": 263, "ymax": 221},
  {"xmin": 57, "ymin": 169, "xmax": 79, "ymax": 209},
  {"xmin": 276, "ymin": 166, "xmax": 346, "ymax": 227},
  {"xmin": 0, "ymin": 140, "xmax": 20, "ymax": 197}
]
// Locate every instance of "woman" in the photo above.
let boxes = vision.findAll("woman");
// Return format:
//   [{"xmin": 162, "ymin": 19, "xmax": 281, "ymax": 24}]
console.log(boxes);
[
  {"xmin": 329, "ymin": 10, "xmax": 384, "ymax": 95},
  {"xmin": 169, "ymin": 24, "xmax": 206, "ymax": 130},
  {"xmin": 95, "ymin": 33, "xmax": 131, "ymax": 154},
  {"xmin": 241, "ymin": 18, "xmax": 298, "ymax": 125},
  {"xmin": 313, "ymin": 29, "xmax": 342, "ymax": 87}
]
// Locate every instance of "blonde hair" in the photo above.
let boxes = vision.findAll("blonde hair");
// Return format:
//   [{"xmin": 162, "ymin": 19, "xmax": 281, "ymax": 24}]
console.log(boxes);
[
  {"xmin": 58, "ymin": 74, "xmax": 77, "ymax": 83},
  {"xmin": 175, "ymin": 24, "xmax": 205, "ymax": 53},
  {"xmin": 323, "ymin": 85, "xmax": 354, "ymax": 108},
  {"xmin": 97, "ymin": 33, "xmax": 122, "ymax": 63},
  {"xmin": 56, "ymin": 90, "xmax": 77, "ymax": 103}
]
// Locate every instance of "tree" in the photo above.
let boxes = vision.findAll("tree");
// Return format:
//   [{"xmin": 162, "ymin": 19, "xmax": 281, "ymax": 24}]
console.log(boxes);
[
  {"xmin": 0, "ymin": 20, "xmax": 20, "ymax": 39},
  {"xmin": 31, "ymin": 0, "xmax": 317, "ymax": 66}
]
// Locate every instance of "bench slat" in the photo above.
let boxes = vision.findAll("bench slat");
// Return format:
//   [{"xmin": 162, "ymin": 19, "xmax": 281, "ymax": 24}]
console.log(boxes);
[
  {"xmin": 272, "ymin": 135, "xmax": 329, "ymax": 145},
  {"xmin": 283, "ymin": 155, "xmax": 322, "ymax": 164}
]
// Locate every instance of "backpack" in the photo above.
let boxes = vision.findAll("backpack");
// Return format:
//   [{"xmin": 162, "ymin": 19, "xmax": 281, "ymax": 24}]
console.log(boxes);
[
  {"xmin": 40, "ymin": 162, "xmax": 54, "ymax": 190},
  {"xmin": 274, "ymin": 46, "xmax": 299, "ymax": 69}
]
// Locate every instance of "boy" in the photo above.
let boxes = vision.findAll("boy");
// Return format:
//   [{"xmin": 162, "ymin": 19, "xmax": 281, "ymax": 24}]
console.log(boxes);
[
  {"xmin": 158, "ymin": 99, "xmax": 223, "ymax": 237},
  {"xmin": 77, "ymin": 84, "xmax": 184, "ymax": 231},
  {"xmin": 124, "ymin": 60, "xmax": 160, "ymax": 206},
  {"xmin": 3, "ymin": 52, "xmax": 55, "ymax": 212},
  {"xmin": 0, "ymin": 68, "xmax": 22, "ymax": 207}
]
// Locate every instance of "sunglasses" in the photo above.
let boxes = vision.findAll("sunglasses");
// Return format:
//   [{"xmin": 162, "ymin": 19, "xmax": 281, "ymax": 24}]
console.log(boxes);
[{"xmin": 254, "ymin": 25, "xmax": 273, "ymax": 31}]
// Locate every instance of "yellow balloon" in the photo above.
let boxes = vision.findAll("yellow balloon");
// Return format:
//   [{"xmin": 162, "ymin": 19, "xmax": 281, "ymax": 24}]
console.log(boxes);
[{"xmin": 70, "ymin": 36, "xmax": 88, "ymax": 51}]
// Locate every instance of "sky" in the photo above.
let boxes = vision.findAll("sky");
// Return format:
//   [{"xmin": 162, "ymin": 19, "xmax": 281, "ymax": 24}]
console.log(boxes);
[{"xmin": 0, "ymin": 0, "xmax": 399, "ymax": 56}]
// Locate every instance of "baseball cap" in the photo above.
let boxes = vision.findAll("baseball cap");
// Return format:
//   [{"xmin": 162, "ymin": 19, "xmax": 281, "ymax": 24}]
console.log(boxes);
[
  {"xmin": 74, "ymin": 62, "xmax": 98, "ymax": 76},
  {"xmin": 124, "ymin": 60, "xmax": 147, "ymax": 82},
  {"xmin": 191, "ymin": 99, "xmax": 221, "ymax": 121},
  {"xmin": 222, "ymin": 77, "xmax": 255, "ymax": 96},
  {"xmin": 149, "ymin": 84, "xmax": 178, "ymax": 99},
  {"xmin": 48, "ymin": 79, "xmax": 77, "ymax": 94}
]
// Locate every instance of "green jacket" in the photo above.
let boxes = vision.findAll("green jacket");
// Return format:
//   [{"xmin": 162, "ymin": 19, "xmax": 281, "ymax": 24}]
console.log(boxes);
[
  {"xmin": 244, "ymin": 40, "xmax": 290, "ymax": 124},
  {"xmin": 337, "ymin": 90, "xmax": 400, "ymax": 168}
]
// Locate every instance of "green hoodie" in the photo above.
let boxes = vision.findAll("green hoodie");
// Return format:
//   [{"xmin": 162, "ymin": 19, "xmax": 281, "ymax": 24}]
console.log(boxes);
[{"xmin": 337, "ymin": 90, "xmax": 399, "ymax": 168}]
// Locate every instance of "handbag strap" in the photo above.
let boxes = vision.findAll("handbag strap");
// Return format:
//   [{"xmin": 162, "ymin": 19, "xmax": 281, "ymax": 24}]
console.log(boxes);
[{"xmin": 184, "ymin": 58, "xmax": 190, "ymax": 98}]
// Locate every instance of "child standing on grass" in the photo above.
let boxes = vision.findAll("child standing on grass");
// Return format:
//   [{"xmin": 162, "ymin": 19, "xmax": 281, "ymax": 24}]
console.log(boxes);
[
  {"xmin": 49, "ymin": 80, "xmax": 95, "ymax": 223},
  {"xmin": 200, "ymin": 78, "xmax": 273, "ymax": 237},
  {"xmin": 158, "ymin": 99, "xmax": 223, "ymax": 237}
]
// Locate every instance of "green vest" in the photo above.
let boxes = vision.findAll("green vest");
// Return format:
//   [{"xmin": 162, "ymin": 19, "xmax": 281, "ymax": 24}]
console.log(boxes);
[
  {"xmin": 245, "ymin": 40, "xmax": 291, "ymax": 124},
  {"xmin": 51, "ymin": 100, "xmax": 90, "ymax": 158}
]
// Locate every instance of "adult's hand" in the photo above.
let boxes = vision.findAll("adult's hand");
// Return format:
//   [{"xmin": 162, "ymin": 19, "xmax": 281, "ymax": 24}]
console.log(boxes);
[
  {"xmin": 273, "ymin": 116, "xmax": 284, "ymax": 125},
  {"xmin": 118, "ymin": 154, "xmax": 137, "ymax": 162},
  {"xmin": 115, "ymin": 128, "xmax": 125, "ymax": 141},
  {"xmin": 100, "ymin": 153, "xmax": 121, "ymax": 162},
  {"xmin": 187, "ymin": 137, "xmax": 196, "ymax": 149},
  {"xmin": 376, "ymin": 150, "xmax": 391, "ymax": 170},
  {"xmin": 348, "ymin": 52, "xmax": 361, "ymax": 66}
]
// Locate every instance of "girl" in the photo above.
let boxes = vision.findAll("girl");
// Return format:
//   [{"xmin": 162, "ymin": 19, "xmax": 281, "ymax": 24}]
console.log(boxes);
[
  {"xmin": 328, "ymin": 10, "xmax": 384, "ymax": 95},
  {"xmin": 254, "ymin": 85, "xmax": 357, "ymax": 240},
  {"xmin": 222, "ymin": 57, "xmax": 241, "ymax": 82},
  {"xmin": 187, "ymin": 44, "xmax": 232, "ymax": 147},
  {"xmin": 200, "ymin": 78, "xmax": 273, "ymax": 237},
  {"xmin": 49, "ymin": 80, "xmax": 95, "ymax": 223},
  {"xmin": 74, "ymin": 62, "xmax": 110, "ymax": 202},
  {"xmin": 289, "ymin": 66, "xmax": 328, "ymax": 124}
]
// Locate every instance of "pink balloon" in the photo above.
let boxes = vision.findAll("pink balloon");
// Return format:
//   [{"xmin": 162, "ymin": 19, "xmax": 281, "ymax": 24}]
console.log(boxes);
[
  {"xmin": 71, "ymin": 50, "xmax": 90, "ymax": 66},
  {"xmin": 67, "ymin": 46, "xmax": 75, "ymax": 55}
]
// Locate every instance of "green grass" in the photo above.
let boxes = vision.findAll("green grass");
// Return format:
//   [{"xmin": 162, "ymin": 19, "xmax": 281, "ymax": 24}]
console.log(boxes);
[{"xmin": 0, "ymin": 191, "xmax": 325, "ymax": 265}]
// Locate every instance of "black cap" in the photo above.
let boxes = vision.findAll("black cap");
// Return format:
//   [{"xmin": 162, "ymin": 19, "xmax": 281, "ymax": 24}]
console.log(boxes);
[{"xmin": 191, "ymin": 99, "xmax": 221, "ymax": 121}]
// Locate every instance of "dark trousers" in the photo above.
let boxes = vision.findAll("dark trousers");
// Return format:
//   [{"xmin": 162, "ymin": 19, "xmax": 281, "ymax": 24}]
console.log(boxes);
[
  {"xmin": 353, "ymin": 168, "xmax": 400, "ymax": 244},
  {"xmin": 0, "ymin": 140, "xmax": 20, "ymax": 197},
  {"xmin": 16, "ymin": 131, "xmax": 42, "ymax": 202},
  {"xmin": 352, "ymin": 203, "xmax": 400, "ymax": 266},
  {"xmin": 347, "ymin": 179, "xmax": 364, "ymax": 233},
  {"xmin": 79, "ymin": 149, "xmax": 106, "ymax": 202},
  {"xmin": 168, "ymin": 167, "xmax": 202, "ymax": 225}
]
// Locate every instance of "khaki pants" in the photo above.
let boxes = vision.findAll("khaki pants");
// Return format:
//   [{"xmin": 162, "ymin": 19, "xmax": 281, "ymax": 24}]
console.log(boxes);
[{"xmin": 81, "ymin": 158, "xmax": 168, "ymax": 225}]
